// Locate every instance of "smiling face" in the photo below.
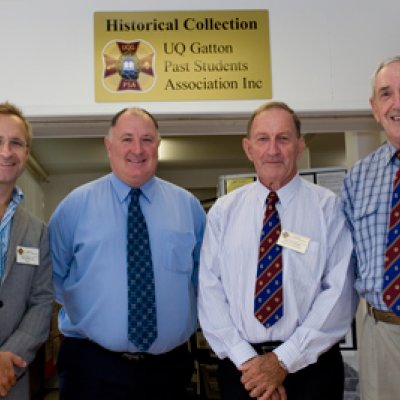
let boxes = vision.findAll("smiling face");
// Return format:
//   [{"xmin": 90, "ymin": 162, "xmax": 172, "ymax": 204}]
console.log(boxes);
[
  {"xmin": 104, "ymin": 111, "xmax": 160, "ymax": 188},
  {"xmin": 370, "ymin": 60, "xmax": 400, "ymax": 148},
  {"xmin": 243, "ymin": 108, "xmax": 304, "ymax": 191},
  {"xmin": 0, "ymin": 114, "xmax": 30, "ymax": 187}
]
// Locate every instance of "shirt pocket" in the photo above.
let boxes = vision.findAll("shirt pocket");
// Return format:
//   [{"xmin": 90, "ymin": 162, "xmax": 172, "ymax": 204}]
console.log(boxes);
[
  {"xmin": 352, "ymin": 194, "xmax": 381, "ymax": 267},
  {"xmin": 353, "ymin": 194, "xmax": 380, "ymax": 222},
  {"xmin": 285, "ymin": 240, "xmax": 321, "ymax": 293},
  {"xmin": 162, "ymin": 230, "xmax": 196, "ymax": 274}
]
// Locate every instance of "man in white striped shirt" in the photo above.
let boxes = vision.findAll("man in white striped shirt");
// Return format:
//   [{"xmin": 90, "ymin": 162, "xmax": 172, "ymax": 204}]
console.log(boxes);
[{"xmin": 199, "ymin": 101, "xmax": 358, "ymax": 400}]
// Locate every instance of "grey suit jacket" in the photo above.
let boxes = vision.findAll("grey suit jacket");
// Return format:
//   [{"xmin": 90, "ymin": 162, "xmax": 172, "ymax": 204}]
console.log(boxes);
[{"xmin": 0, "ymin": 206, "xmax": 54, "ymax": 399}]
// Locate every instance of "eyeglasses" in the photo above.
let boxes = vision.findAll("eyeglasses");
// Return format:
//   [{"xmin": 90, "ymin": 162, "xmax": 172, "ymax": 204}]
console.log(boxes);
[{"xmin": 0, "ymin": 138, "xmax": 29, "ymax": 151}]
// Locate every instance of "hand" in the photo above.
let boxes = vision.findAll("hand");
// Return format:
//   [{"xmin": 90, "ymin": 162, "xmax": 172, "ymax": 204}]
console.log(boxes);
[
  {"xmin": 0, "ymin": 352, "xmax": 26, "ymax": 397},
  {"xmin": 258, "ymin": 384, "xmax": 286, "ymax": 400},
  {"xmin": 239, "ymin": 352, "xmax": 288, "ymax": 399}
]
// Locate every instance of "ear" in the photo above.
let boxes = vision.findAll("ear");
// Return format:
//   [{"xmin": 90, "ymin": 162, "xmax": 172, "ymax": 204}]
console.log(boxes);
[
  {"xmin": 369, "ymin": 96, "xmax": 380, "ymax": 123},
  {"xmin": 242, "ymin": 137, "xmax": 253, "ymax": 162},
  {"xmin": 296, "ymin": 136, "xmax": 305, "ymax": 160},
  {"xmin": 104, "ymin": 136, "xmax": 111, "ymax": 156}
]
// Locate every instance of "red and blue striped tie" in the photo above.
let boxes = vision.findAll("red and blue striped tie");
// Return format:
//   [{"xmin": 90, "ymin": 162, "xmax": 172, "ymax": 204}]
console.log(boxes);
[
  {"xmin": 254, "ymin": 191, "xmax": 283, "ymax": 327},
  {"xmin": 383, "ymin": 158, "xmax": 400, "ymax": 316}
]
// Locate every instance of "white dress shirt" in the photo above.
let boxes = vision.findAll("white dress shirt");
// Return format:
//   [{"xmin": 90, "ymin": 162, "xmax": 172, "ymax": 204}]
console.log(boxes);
[{"xmin": 198, "ymin": 175, "xmax": 358, "ymax": 373}]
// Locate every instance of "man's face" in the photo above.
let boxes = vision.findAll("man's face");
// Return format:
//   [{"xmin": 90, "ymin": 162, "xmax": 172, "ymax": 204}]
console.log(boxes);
[
  {"xmin": 243, "ymin": 108, "xmax": 304, "ymax": 191},
  {"xmin": 370, "ymin": 61, "xmax": 400, "ymax": 148},
  {"xmin": 0, "ymin": 114, "xmax": 29, "ymax": 186},
  {"xmin": 104, "ymin": 112, "xmax": 160, "ymax": 188}
]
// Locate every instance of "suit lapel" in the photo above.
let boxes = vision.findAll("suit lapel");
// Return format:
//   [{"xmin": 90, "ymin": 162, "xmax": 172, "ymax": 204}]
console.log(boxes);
[{"xmin": 2, "ymin": 207, "xmax": 28, "ymax": 282}]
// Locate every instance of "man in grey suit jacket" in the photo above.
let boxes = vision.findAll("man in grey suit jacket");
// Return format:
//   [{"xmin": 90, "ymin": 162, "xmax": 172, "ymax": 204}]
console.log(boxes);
[{"xmin": 0, "ymin": 102, "xmax": 53, "ymax": 399}]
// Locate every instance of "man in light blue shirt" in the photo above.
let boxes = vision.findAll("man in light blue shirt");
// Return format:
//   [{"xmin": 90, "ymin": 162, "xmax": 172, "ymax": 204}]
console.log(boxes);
[{"xmin": 49, "ymin": 108, "xmax": 206, "ymax": 400}]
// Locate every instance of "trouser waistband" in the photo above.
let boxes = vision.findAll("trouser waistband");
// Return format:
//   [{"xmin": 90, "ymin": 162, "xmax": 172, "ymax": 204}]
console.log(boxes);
[
  {"xmin": 366, "ymin": 303, "xmax": 400, "ymax": 325},
  {"xmin": 251, "ymin": 340, "xmax": 283, "ymax": 354},
  {"xmin": 63, "ymin": 337, "xmax": 189, "ymax": 363}
]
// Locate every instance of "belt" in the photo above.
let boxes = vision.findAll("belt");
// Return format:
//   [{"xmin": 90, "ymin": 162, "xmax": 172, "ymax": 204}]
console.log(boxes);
[
  {"xmin": 120, "ymin": 342, "xmax": 188, "ymax": 363},
  {"xmin": 252, "ymin": 341, "xmax": 283, "ymax": 354},
  {"xmin": 67, "ymin": 337, "xmax": 188, "ymax": 363},
  {"xmin": 366, "ymin": 303, "xmax": 400, "ymax": 325},
  {"xmin": 121, "ymin": 352, "xmax": 155, "ymax": 362}
]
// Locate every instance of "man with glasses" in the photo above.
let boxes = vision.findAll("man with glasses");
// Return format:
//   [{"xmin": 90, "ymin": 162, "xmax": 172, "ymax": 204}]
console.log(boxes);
[{"xmin": 0, "ymin": 102, "xmax": 53, "ymax": 399}]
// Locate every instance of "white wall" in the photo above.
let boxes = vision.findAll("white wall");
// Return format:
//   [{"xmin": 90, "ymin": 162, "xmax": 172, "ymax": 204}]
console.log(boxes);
[
  {"xmin": 42, "ymin": 172, "xmax": 105, "ymax": 222},
  {"xmin": 0, "ymin": 0, "xmax": 399, "ymax": 118}
]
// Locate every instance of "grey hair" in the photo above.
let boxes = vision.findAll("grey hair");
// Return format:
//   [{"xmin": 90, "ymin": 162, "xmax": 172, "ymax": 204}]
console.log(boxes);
[{"xmin": 371, "ymin": 56, "xmax": 400, "ymax": 96}]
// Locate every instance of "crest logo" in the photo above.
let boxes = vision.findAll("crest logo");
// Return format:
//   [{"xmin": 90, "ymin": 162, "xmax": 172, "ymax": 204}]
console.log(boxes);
[{"xmin": 102, "ymin": 40, "xmax": 156, "ymax": 93}]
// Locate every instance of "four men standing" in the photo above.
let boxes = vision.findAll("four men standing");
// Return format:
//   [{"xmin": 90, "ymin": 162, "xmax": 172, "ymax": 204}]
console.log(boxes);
[{"xmin": 2, "ymin": 56, "xmax": 399, "ymax": 400}]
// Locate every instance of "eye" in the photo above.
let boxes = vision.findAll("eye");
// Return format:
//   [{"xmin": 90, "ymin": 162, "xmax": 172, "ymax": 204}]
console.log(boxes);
[
  {"xmin": 10, "ymin": 139, "xmax": 26, "ymax": 148},
  {"xmin": 277, "ymin": 136, "xmax": 289, "ymax": 143},
  {"xmin": 379, "ymin": 89, "xmax": 392, "ymax": 99}
]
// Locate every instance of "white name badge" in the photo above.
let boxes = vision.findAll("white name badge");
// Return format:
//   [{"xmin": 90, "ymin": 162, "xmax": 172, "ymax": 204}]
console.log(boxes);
[
  {"xmin": 16, "ymin": 246, "xmax": 39, "ymax": 266},
  {"xmin": 277, "ymin": 230, "xmax": 310, "ymax": 254}
]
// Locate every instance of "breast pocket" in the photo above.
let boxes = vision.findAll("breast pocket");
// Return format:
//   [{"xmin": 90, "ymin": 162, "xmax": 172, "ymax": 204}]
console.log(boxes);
[
  {"xmin": 162, "ymin": 231, "xmax": 196, "ymax": 274},
  {"xmin": 353, "ymin": 196, "xmax": 380, "ymax": 223},
  {"xmin": 285, "ymin": 240, "xmax": 321, "ymax": 293},
  {"xmin": 352, "ymin": 198, "xmax": 381, "ymax": 266}
]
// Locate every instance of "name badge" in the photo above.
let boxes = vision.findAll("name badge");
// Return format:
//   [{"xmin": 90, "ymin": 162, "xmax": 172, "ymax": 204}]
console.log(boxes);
[
  {"xmin": 16, "ymin": 246, "xmax": 39, "ymax": 266},
  {"xmin": 277, "ymin": 230, "xmax": 310, "ymax": 254}
]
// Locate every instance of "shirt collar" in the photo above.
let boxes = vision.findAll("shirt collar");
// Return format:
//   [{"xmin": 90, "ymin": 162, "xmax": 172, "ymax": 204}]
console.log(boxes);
[
  {"xmin": 382, "ymin": 142, "xmax": 399, "ymax": 166},
  {"xmin": 12, "ymin": 186, "xmax": 24, "ymax": 204},
  {"xmin": 110, "ymin": 173, "xmax": 156, "ymax": 204},
  {"xmin": 255, "ymin": 174, "xmax": 300, "ymax": 210}
]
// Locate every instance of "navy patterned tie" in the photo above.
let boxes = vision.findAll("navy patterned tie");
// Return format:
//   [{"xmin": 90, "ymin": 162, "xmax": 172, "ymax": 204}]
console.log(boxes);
[
  {"xmin": 127, "ymin": 188, "xmax": 157, "ymax": 351},
  {"xmin": 254, "ymin": 191, "xmax": 283, "ymax": 327},
  {"xmin": 383, "ymin": 154, "xmax": 400, "ymax": 316}
]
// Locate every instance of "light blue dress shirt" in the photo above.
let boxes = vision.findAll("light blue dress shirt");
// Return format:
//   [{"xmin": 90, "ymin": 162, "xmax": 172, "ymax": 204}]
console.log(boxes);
[
  {"xmin": 342, "ymin": 142, "xmax": 398, "ymax": 310},
  {"xmin": 0, "ymin": 187, "xmax": 23, "ymax": 281},
  {"xmin": 49, "ymin": 173, "xmax": 206, "ymax": 354}
]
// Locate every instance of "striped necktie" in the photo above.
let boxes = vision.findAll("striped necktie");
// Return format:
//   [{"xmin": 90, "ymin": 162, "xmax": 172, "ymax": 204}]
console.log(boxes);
[
  {"xmin": 383, "ymin": 154, "xmax": 400, "ymax": 316},
  {"xmin": 254, "ymin": 191, "xmax": 283, "ymax": 327},
  {"xmin": 127, "ymin": 188, "xmax": 158, "ymax": 350}
]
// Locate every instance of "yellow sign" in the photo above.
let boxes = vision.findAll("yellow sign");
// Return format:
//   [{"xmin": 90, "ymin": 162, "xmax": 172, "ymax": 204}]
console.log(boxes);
[
  {"xmin": 226, "ymin": 177, "xmax": 255, "ymax": 193},
  {"xmin": 94, "ymin": 10, "xmax": 271, "ymax": 102}
]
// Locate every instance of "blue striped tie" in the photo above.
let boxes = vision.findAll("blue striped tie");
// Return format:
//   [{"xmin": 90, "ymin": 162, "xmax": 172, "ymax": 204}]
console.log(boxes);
[
  {"xmin": 254, "ymin": 192, "xmax": 283, "ymax": 327},
  {"xmin": 383, "ymin": 156, "xmax": 400, "ymax": 316},
  {"xmin": 127, "ymin": 188, "xmax": 158, "ymax": 350}
]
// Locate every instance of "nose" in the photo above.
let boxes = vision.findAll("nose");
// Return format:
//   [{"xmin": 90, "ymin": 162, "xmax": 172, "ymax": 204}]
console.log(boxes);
[
  {"xmin": 129, "ymin": 139, "xmax": 143, "ymax": 154},
  {"xmin": 0, "ymin": 142, "xmax": 13, "ymax": 157},
  {"xmin": 266, "ymin": 138, "xmax": 279, "ymax": 155}
]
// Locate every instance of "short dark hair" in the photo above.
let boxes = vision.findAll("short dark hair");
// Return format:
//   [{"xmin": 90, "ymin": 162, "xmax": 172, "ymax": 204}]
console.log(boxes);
[
  {"xmin": 0, "ymin": 102, "xmax": 32, "ymax": 146},
  {"xmin": 247, "ymin": 101, "xmax": 301, "ymax": 138},
  {"xmin": 110, "ymin": 108, "xmax": 159, "ymax": 130}
]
